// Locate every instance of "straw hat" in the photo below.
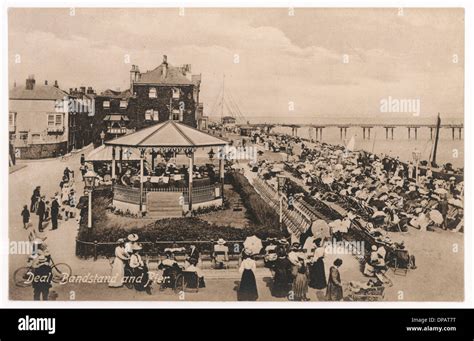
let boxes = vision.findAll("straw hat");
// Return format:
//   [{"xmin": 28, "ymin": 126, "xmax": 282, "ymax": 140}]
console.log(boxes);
[
  {"xmin": 127, "ymin": 234, "xmax": 139, "ymax": 242},
  {"xmin": 217, "ymin": 238, "xmax": 226, "ymax": 245},
  {"xmin": 35, "ymin": 254, "xmax": 49, "ymax": 267}
]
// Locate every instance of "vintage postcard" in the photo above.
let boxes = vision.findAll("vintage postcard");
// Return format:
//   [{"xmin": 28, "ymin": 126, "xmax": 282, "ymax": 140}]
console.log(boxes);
[{"xmin": 7, "ymin": 7, "xmax": 464, "ymax": 303}]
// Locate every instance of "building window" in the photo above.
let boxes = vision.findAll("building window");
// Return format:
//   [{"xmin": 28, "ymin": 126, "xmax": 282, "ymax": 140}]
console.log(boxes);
[
  {"xmin": 120, "ymin": 100, "xmax": 128, "ymax": 109},
  {"xmin": 149, "ymin": 88, "xmax": 157, "ymax": 98},
  {"xmin": 172, "ymin": 88, "xmax": 180, "ymax": 99},
  {"xmin": 47, "ymin": 114, "xmax": 55, "ymax": 126},
  {"xmin": 55, "ymin": 114, "xmax": 62, "ymax": 126},
  {"xmin": 145, "ymin": 110, "xmax": 152, "ymax": 121},
  {"xmin": 145, "ymin": 109, "xmax": 159, "ymax": 121},
  {"xmin": 103, "ymin": 101, "xmax": 110, "ymax": 108},
  {"xmin": 32, "ymin": 134, "xmax": 40, "ymax": 141},
  {"xmin": 9, "ymin": 112, "xmax": 16, "ymax": 126},
  {"xmin": 47, "ymin": 114, "xmax": 63, "ymax": 126},
  {"xmin": 19, "ymin": 132, "xmax": 28, "ymax": 140}
]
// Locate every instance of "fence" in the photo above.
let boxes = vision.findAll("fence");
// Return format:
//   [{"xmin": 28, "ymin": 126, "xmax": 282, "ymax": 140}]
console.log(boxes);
[
  {"xmin": 76, "ymin": 239, "xmax": 247, "ymax": 260},
  {"xmin": 252, "ymin": 177, "xmax": 311, "ymax": 237},
  {"xmin": 113, "ymin": 183, "xmax": 220, "ymax": 206}
]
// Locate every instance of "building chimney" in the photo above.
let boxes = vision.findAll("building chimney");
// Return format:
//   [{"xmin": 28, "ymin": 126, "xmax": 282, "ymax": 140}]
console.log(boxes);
[
  {"xmin": 44, "ymin": 80, "xmax": 48, "ymax": 85},
  {"xmin": 87, "ymin": 86, "xmax": 94, "ymax": 94},
  {"xmin": 54, "ymin": 80, "xmax": 59, "ymax": 88},
  {"xmin": 69, "ymin": 88, "xmax": 73, "ymax": 94},
  {"xmin": 162, "ymin": 55, "xmax": 168, "ymax": 79},
  {"xmin": 25, "ymin": 75, "xmax": 35, "ymax": 90},
  {"xmin": 80, "ymin": 86, "xmax": 86, "ymax": 94}
]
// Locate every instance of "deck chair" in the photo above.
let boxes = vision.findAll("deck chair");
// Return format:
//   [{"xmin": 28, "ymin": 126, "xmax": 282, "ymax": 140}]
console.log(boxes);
[
  {"xmin": 212, "ymin": 251, "xmax": 229, "ymax": 269},
  {"xmin": 391, "ymin": 249, "xmax": 410, "ymax": 276}
]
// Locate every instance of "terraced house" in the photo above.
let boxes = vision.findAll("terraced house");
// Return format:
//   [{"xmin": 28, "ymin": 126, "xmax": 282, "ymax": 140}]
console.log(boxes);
[{"xmin": 9, "ymin": 76, "xmax": 93, "ymax": 159}]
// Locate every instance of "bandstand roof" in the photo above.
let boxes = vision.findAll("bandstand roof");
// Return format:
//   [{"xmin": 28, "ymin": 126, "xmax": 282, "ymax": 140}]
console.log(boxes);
[
  {"xmin": 85, "ymin": 144, "xmax": 141, "ymax": 162},
  {"xmin": 105, "ymin": 120, "xmax": 228, "ymax": 149}
]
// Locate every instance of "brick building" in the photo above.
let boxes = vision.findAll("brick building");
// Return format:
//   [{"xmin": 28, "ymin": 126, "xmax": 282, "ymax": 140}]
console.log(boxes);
[
  {"xmin": 90, "ymin": 56, "xmax": 205, "ymax": 146},
  {"xmin": 128, "ymin": 55, "xmax": 202, "ymax": 129}
]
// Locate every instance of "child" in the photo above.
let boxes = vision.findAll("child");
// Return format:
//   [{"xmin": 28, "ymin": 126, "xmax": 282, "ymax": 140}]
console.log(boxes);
[
  {"xmin": 21, "ymin": 205, "xmax": 30, "ymax": 229},
  {"xmin": 292, "ymin": 264, "xmax": 309, "ymax": 301}
]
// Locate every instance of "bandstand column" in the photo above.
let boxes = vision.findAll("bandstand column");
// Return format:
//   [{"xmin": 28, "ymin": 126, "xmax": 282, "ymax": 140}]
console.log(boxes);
[
  {"xmin": 119, "ymin": 147, "xmax": 123, "ymax": 176},
  {"xmin": 188, "ymin": 150, "xmax": 194, "ymax": 212},
  {"xmin": 139, "ymin": 148, "xmax": 145, "ymax": 213},
  {"xmin": 111, "ymin": 146, "xmax": 116, "ymax": 182}
]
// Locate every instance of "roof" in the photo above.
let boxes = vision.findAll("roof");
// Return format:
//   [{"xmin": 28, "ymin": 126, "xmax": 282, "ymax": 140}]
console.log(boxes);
[
  {"xmin": 222, "ymin": 116, "xmax": 236, "ymax": 121},
  {"xmin": 135, "ymin": 63, "xmax": 194, "ymax": 86},
  {"xmin": 103, "ymin": 114, "xmax": 130, "ymax": 122},
  {"xmin": 85, "ymin": 144, "xmax": 140, "ymax": 162},
  {"xmin": 105, "ymin": 120, "xmax": 228, "ymax": 148},
  {"xmin": 10, "ymin": 85, "xmax": 68, "ymax": 100},
  {"xmin": 99, "ymin": 89, "xmax": 132, "ymax": 99}
]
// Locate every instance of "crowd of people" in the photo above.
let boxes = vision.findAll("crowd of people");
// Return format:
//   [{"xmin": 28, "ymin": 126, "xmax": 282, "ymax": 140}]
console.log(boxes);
[
  {"xmin": 22, "ymin": 166, "xmax": 82, "ymax": 300},
  {"xmin": 24, "ymin": 166, "xmax": 79, "ymax": 242},
  {"xmin": 108, "ymin": 234, "xmax": 207, "ymax": 294},
  {"xmin": 252, "ymin": 131, "xmax": 464, "ymax": 235},
  {"xmin": 260, "ymin": 238, "xmax": 344, "ymax": 301}
]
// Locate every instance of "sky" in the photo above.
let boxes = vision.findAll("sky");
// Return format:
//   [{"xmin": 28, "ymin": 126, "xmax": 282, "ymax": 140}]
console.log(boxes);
[{"xmin": 8, "ymin": 8, "xmax": 464, "ymax": 120}]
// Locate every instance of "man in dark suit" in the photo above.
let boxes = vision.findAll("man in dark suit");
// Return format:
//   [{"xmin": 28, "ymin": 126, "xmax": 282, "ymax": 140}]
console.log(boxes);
[
  {"xmin": 30, "ymin": 186, "xmax": 41, "ymax": 212},
  {"xmin": 50, "ymin": 197, "xmax": 60, "ymax": 230},
  {"xmin": 36, "ymin": 196, "xmax": 46, "ymax": 232},
  {"xmin": 32, "ymin": 255, "xmax": 52, "ymax": 301}
]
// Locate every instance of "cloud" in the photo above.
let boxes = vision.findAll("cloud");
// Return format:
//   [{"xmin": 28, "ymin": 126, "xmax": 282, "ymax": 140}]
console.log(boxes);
[{"xmin": 8, "ymin": 8, "xmax": 464, "ymax": 118}]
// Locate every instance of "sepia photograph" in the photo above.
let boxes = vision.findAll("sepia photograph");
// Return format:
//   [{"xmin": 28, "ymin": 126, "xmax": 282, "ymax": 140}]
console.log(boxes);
[{"xmin": 6, "ymin": 6, "xmax": 465, "ymax": 305}]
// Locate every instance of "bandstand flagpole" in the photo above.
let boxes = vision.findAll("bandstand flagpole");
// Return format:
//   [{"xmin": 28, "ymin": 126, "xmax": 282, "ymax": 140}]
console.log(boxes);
[{"xmin": 111, "ymin": 146, "xmax": 116, "ymax": 183}]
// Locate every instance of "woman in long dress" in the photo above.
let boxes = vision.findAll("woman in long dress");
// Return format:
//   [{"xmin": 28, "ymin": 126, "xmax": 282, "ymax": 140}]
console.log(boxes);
[
  {"xmin": 309, "ymin": 238, "xmax": 326, "ymax": 289},
  {"xmin": 326, "ymin": 258, "xmax": 344, "ymax": 301},
  {"xmin": 238, "ymin": 254, "xmax": 258, "ymax": 301},
  {"xmin": 109, "ymin": 238, "xmax": 130, "ymax": 288},
  {"xmin": 272, "ymin": 253, "xmax": 292, "ymax": 298},
  {"xmin": 129, "ymin": 244, "xmax": 152, "ymax": 294}
]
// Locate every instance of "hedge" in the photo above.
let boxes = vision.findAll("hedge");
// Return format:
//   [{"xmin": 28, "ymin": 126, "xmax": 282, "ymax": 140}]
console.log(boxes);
[
  {"xmin": 75, "ymin": 182, "xmax": 285, "ymax": 257},
  {"xmin": 228, "ymin": 171, "xmax": 287, "ymax": 233}
]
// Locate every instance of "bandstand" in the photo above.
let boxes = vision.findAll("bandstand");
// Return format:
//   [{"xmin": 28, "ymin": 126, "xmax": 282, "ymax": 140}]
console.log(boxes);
[{"xmin": 105, "ymin": 120, "xmax": 228, "ymax": 217}]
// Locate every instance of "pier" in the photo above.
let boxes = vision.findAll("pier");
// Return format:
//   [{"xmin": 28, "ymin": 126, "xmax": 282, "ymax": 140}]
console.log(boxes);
[{"xmin": 238, "ymin": 123, "xmax": 463, "ymax": 140}]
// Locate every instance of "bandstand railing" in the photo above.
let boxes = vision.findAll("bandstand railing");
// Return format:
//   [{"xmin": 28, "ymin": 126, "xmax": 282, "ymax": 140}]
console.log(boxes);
[{"xmin": 113, "ymin": 183, "xmax": 221, "ymax": 205}]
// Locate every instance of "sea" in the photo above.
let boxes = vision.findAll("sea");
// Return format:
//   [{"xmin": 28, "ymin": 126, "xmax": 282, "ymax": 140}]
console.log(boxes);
[{"xmin": 241, "ymin": 115, "xmax": 464, "ymax": 169}]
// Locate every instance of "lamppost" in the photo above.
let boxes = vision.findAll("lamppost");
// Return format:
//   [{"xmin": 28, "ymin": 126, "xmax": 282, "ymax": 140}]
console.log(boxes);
[
  {"xmin": 277, "ymin": 175, "xmax": 287, "ymax": 231},
  {"xmin": 100, "ymin": 130, "xmax": 105, "ymax": 145},
  {"xmin": 208, "ymin": 148, "xmax": 215, "ymax": 161},
  {"xmin": 84, "ymin": 169, "xmax": 98, "ymax": 229},
  {"xmin": 412, "ymin": 149, "xmax": 421, "ymax": 185}
]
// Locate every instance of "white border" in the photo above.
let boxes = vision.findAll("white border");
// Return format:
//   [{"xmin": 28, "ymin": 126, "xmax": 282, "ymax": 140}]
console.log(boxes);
[{"xmin": 0, "ymin": 0, "xmax": 471, "ymax": 309}]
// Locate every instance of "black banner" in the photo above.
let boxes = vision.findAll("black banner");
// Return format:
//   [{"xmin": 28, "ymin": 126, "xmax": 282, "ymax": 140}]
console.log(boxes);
[{"xmin": 0, "ymin": 309, "xmax": 473, "ymax": 340}]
